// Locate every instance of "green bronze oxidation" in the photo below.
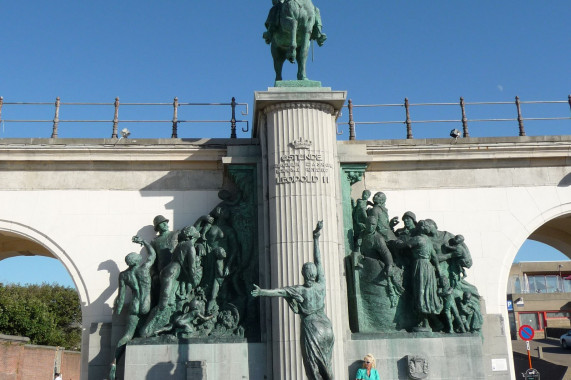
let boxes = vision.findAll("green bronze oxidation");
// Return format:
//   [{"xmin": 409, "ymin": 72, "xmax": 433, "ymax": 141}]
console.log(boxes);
[
  {"xmin": 275, "ymin": 79, "xmax": 322, "ymax": 87},
  {"xmin": 110, "ymin": 236, "xmax": 156, "ymax": 380},
  {"xmin": 252, "ymin": 221, "xmax": 334, "ymax": 380},
  {"xmin": 109, "ymin": 167, "xmax": 257, "ymax": 377},
  {"xmin": 340, "ymin": 170, "xmax": 483, "ymax": 336},
  {"xmin": 264, "ymin": 0, "xmax": 327, "ymax": 82}
]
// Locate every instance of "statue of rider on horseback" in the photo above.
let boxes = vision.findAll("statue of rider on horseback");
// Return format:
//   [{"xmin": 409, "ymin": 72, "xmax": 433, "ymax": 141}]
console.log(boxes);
[{"xmin": 263, "ymin": 0, "xmax": 327, "ymax": 82}]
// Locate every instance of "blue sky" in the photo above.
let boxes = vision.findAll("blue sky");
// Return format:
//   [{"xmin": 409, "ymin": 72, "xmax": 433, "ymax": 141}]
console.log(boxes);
[
  {"xmin": 1, "ymin": 1, "xmax": 569, "ymax": 139},
  {"xmin": 0, "ymin": 2, "xmax": 569, "ymax": 287}
]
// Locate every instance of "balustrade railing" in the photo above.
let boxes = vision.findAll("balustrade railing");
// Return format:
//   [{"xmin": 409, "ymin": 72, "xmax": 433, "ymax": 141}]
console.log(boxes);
[
  {"xmin": 1, "ymin": 95, "xmax": 569, "ymax": 140},
  {"xmin": 0, "ymin": 97, "xmax": 249, "ymax": 139},
  {"xmin": 340, "ymin": 95, "xmax": 571, "ymax": 140}
]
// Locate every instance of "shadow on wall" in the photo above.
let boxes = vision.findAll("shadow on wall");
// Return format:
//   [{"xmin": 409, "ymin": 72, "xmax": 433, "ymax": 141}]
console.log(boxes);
[
  {"xmin": 558, "ymin": 173, "xmax": 571, "ymax": 187},
  {"xmin": 146, "ymin": 361, "xmax": 176, "ymax": 379},
  {"xmin": 396, "ymin": 356, "xmax": 409, "ymax": 379},
  {"xmin": 347, "ymin": 360, "xmax": 362, "ymax": 379},
  {"xmin": 142, "ymin": 345, "xmax": 189, "ymax": 379},
  {"xmin": 85, "ymin": 260, "xmax": 119, "ymax": 378},
  {"xmin": 91, "ymin": 260, "xmax": 120, "ymax": 317}
]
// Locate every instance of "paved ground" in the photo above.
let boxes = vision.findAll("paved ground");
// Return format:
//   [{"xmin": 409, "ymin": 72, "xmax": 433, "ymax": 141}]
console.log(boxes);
[{"xmin": 512, "ymin": 338, "xmax": 571, "ymax": 379}]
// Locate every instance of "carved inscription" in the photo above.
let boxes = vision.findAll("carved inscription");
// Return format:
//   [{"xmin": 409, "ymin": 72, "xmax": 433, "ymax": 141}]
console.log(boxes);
[
  {"xmin": 273, "ymin": 139, "xmax": 332, "ymax": 185},
  {"xmin": 273, "ymin": 151, "xmax": 332, "ymax": 184}
]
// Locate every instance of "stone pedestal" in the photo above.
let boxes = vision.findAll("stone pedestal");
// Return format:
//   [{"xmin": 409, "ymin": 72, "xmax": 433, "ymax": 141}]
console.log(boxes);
[
  {"xmin": 345, "ymin": 335, "xmax": 487, "ymax": 380},
  {"xmin": 123, "ymin": 342, "xmax": 267, "ymax": 380},
  {"xmin": 254, "ymin": 87, "xmax": 347, "ymax": 379}
]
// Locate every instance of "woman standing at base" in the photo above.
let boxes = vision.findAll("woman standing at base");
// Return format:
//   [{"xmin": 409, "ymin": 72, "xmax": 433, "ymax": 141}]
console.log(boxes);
[{"xmin": 356, "ymin": 354, "xmax": 380, "ymax": 380}]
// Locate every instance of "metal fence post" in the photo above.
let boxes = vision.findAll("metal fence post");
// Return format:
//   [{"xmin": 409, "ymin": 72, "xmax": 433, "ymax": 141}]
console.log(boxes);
[
  {"xmin": 460, "ymin": 97, "xmax": 470, "ymax": 137},
  {"xmin": 172, "ymin": 97, "xmax": 179, "ymax": 138},
  {"xmin": 515, "ymin": 96, "xmax": 526, "ymax": 136},
  {"xmin": 348, "ymin": 99, "xmax": 356, "ymax": 140},
  {"xmin": 568, "ymin": 94, "xmax": 571, "ymax": 111},
  {"xmin": 405, "ymin": 98, "xmax": 413, "ymax": 139},
  {"xmin": 51, "ymin": 97, "xmax": 60, "ymax": 138},
  {"xmin": 230, "ymin": 97, "xmax": 237, "ymax": 138},
  {"xmin": 112, "ymin": 97, "xmax": 119, "ymax": 138}
]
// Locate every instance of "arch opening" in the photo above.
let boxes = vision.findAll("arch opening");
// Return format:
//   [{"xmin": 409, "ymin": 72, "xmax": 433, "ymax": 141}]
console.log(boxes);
[
  {"xmin": 527, "ymin": 214, "xmax": 571, "ymax": 259},
  {"xmin": 0, "ymin": 230, "xmax": 53, "ymax": 260},
  {"xmin": 0, "ymin": 220, "xmax": 87, "ymax": 303},
  {"xmin": 0, "ymin": 222, "xmax": 86, "ymax": 380},
  {"xmin": 506, "ymin": 214, "xmax": 571, "ymax": 377}
]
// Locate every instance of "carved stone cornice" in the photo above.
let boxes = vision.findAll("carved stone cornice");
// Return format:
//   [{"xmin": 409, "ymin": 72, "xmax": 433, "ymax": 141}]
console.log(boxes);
[{"xmin": 263, "ymin": 102, "xmax": 335, "ymax": 115}]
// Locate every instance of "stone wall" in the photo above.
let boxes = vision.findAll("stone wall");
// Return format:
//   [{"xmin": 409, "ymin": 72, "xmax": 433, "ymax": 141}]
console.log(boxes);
[
  {"xmin": 339, "ymin": 136, "xmax": 571, "ymax": 380},
  {"xmin": 1, "ymin": 135, "xmax": 570, "ymax": 380},
  {"xmin": 0, "ymin": 335, "xmax": 80, "ymax": 380}
]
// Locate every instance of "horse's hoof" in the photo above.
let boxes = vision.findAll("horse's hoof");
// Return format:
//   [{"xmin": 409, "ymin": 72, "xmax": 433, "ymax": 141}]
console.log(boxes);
[{"xmin": 286, "ymin": 52, "xmax": 296, "ymax": 63}]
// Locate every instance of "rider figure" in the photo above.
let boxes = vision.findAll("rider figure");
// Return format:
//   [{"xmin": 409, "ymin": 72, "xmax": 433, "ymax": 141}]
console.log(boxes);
[{"xmin": 264, "ymin": 0, "xmax": 327, "ymax": 46}]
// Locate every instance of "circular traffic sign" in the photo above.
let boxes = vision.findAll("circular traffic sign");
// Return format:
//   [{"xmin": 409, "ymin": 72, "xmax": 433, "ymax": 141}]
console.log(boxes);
[{"xmin": 518, "ymin": 325, "xmax": 535, "ymax": 341}]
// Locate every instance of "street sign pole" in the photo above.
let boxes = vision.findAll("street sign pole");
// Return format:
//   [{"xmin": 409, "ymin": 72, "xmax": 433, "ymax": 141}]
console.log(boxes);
[{"xmin": 518, "ymin": 325, "xmax": 539, "ymax": 378}]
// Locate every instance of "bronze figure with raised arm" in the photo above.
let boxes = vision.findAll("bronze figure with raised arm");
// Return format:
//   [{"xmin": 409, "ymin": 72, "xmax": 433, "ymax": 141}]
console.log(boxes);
[{"xmin": 252, "ymin": 221, "xmax": 334, "ymax": 380}]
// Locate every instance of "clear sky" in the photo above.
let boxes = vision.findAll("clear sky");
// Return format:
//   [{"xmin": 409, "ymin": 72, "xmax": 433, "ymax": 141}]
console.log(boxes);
[
  {"xmin": 1, "ymin": 1, "xmax": 569, "ymax": 139},
  {"xmin": 0, "ymin": 2, "xmax": 569, "ymax": 288}
]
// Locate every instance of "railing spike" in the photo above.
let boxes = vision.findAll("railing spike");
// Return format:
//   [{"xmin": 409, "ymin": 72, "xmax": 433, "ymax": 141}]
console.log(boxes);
[
  {"xmin": 230, "ymin": 97, "xmax": 237, "ymax": 138},
  {"xmin": 51, "ymin": 97, "xmax": 60, "ymax": 138},
  {"xmin": 460, "ymin": 97, "xmax": 469, "ymax": 137},
  {"xmin": 111, "ymin": 97, "xmax": 119, "ymax": 138},
  {"xmin": 172, "ymin": 97, "xmax": 179, "ymax": 138},
  {"xmin": 348, "ymin": 99, "xmax": 356, "ymax": 140},
  {"xmin": 405, "ymin": 98, "xmax": 413, "ymax": 139},
  {"xmin": 515, "ymin": 96, "xmax": 526, "ymax": 136}
]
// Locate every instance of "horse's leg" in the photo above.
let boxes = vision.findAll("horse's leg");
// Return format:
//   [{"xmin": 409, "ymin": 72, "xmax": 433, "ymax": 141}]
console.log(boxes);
[
  {"xmin": 280, "ymin": 16, "xmax": 297, "ymax": 63},
  {"xmin": 296, "ymin": 31, "xmax": 311, "ymax": 80},
  {"xmin": 272, "ymin": 43, "xmax": 286, "ymax": 81}
]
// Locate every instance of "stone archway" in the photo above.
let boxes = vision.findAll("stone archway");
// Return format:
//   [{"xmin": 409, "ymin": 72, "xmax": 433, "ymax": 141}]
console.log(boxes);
[
  {"xmin": 502, "ymin": 203, "xmax": 571, "ymax": 285},
  {"xmin": 499, "ymin": 204, "xmax": 571, "ymax": 323},
  {"xmin": 0, "ymin": 219, "xmax": 89, "ymax": 379},
  {"xmin": 0, "ymin": 219, "xmax": 88, "ymax": 308},
  {"xmin": 528, "ymin": 214, "xmax": 571, "ymax": 258}
]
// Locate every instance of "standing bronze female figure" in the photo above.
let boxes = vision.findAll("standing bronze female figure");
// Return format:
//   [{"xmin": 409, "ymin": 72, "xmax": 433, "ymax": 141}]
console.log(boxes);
[{"xmin": 252, "ymin": 221, "xmax": 334, "ymax": 380}]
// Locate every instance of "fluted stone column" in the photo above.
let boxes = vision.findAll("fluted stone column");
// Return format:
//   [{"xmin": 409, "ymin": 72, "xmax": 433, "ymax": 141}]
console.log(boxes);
[{"xmin": 254, "ymin": 88, "xmax": 347, "ymax": 380}]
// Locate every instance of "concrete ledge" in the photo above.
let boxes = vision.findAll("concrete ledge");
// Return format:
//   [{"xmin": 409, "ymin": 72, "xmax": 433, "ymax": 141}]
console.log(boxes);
[
  {"xmin": 345, "ymin": 335, "xmax": 493, "ymax": 380},
  {"xmin": 0, "ymin": 334, "xmax": 30, "ymax": 343},
  {"xmin": 123, "ymin": 342, "xmax": 267, "ymax": 380}
]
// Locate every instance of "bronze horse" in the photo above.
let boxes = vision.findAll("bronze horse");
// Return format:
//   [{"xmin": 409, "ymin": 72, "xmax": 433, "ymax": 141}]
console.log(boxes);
[{"xmin": 264, "ymin": 0, "xmax": 326, "ymax": 81}]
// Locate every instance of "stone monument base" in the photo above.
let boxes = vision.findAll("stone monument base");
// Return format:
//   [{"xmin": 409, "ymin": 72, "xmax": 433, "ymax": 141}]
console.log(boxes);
[
  {"xmin": 124, "ymin": 342, "xmax": 267, "ymax": 380},
  {"xmin": 274, "ymin": 79, "xmax": 322, "ymax": 87},
  {"xmin": 345, "ymin": 335, "xmax": 487, "ymax": 380}
]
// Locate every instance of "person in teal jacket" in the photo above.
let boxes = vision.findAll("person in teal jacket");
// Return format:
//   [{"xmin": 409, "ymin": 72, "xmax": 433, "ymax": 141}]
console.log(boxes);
[{"xmin": 355, "ymin": 353, "xmax": 380, "ymax": 380}]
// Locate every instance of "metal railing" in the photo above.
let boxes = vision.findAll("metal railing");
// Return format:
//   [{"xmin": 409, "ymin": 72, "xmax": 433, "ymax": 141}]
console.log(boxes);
[
  {"xmin": 0, "ymin": 97, "xmax": 249, "ymax": 139},
  {"xmin": 341, "ymin": 95, "xmax": 571, "ymax": 140},
  {"xmin": 508, "ymin": 274, "xmax": 571, "ymax": 294},
  {"xmin": 1, "ymin": 95, "xmax": 569, "ymax": 140}
]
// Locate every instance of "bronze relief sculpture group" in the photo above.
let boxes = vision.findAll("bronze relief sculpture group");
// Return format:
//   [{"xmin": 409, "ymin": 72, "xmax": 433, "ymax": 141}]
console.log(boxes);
[
  {"xmin": 110, "ymin": 188, "xmax": 257, "ymax": 379},
  {"xmin": 349, "ymin": 190, "xmax": 483, "ymax": 335}
]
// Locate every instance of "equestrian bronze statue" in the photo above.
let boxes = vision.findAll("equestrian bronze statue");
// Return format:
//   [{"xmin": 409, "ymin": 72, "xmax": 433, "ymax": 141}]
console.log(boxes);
[{"xmin": 264, "ymin": 0, "xmax": 327, "ymax": 81}]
